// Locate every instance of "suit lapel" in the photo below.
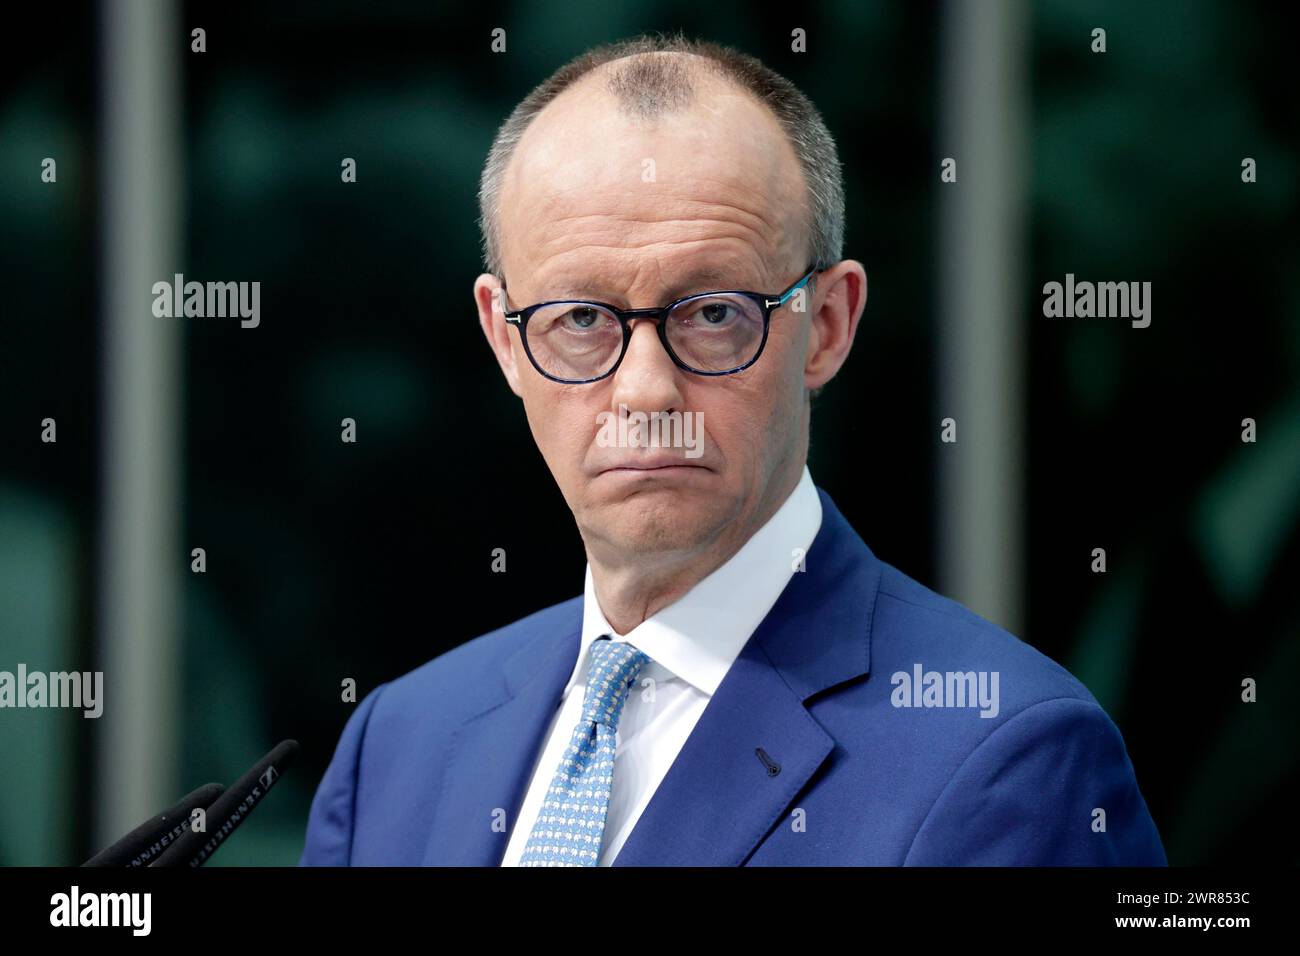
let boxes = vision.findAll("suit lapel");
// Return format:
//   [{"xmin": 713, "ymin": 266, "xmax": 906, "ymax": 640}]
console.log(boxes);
[
  {"xmin": 423, "ymin": 605, "xmax": 582, "ymax": 865},
  {"xmin": 613, "ymin": 489, "xmax": 880, "ymax": 866}
]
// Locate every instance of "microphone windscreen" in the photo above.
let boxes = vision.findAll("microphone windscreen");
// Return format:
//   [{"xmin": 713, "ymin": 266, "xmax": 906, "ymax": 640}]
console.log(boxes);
[
  {"xmin": 149, "ymin": 740, "xmax": 299, "ymax": 868},
  {"xmin": 82, "ymin": 782, "xmax": 226, "ymax": 867}
]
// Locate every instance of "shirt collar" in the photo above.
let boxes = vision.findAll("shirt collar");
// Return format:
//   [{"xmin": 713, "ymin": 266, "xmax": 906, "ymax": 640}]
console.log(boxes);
[{"xmin": 569, "ymin": 464, "xmax": 823, "ymax": 698}]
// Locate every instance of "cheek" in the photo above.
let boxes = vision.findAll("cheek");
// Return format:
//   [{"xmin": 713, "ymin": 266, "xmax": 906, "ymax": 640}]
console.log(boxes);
[
  {"xmin": 774, "ymin": 312, "xmax": 810, "ymax": 375},
  {"xmin": 520, "ymin": 383, "xmax": 597, "ymax": 461},
  {"xmin": 697, "ymin": 385, "xmax": 775, "ymax": 461},
  {"xmin": 720, "ymin": 344, "xmax": 804, "ymax": 458},
  {"xmin": 770, "ymin": 324, "xmax": 811, "ymax": 413}
]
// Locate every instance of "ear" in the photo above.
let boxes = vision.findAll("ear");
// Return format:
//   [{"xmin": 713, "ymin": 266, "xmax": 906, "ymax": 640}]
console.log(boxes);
[
  {"xmin": 804, "ymin": 260, "xmax": 867, "ymax": 391},
  {"xmin": 475, "ymin": 273, "xmax": 524, "ymax": 398}
]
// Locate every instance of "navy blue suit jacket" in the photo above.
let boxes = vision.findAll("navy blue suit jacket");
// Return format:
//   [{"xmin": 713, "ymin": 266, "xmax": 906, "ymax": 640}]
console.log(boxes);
[{"xmin": 300, "ymin": 487, "xmax": 1167, "ymax": 865}]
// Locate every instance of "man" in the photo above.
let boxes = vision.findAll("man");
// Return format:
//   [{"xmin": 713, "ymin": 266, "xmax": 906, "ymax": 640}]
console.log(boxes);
[{"xmin": 300, "ymin": 34, "xmax": 1166, "ymax": 866}]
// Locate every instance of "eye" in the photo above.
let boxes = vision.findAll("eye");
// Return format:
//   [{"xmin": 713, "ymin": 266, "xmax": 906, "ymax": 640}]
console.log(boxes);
[
  {"xmin": 698, "ymin": 303, "xmax": 735, "ymax": 325},
  {"xmin": 560, "ymin": 306, "xmax": 606, "ymax": 331}
]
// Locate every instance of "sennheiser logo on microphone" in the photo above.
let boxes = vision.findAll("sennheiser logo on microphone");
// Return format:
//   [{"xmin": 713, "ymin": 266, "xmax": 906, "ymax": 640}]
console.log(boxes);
[
  {"xmin": 50, "ymin": 886, "xmax": 151, "ymax": 936},
  {"xmin": 186, "ymin": 775, "xmax": 280, "ymax": 867},
  {"xmin": 0, "ymin": 664, "xmax": 103, "ymax": 718}
]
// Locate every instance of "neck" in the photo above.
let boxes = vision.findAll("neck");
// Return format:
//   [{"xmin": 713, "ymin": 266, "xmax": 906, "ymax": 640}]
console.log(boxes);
[{"xmin": 584, "ymin": 464, "xmax": 803, "ymax": 635}]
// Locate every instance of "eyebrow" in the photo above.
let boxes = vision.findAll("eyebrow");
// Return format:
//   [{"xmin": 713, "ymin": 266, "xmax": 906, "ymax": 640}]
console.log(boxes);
[{"xmin": 542, "ymin": 266, "xmax": 756, "ymax": 303}]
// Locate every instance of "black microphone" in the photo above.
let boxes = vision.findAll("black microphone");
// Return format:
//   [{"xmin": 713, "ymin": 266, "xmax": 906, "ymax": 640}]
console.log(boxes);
[
  {"xmin": 83, "ymin": 782, "xmax": 226, "ymax": 867},
  {"xmin": 149, "ymin": 740, "xmax": 300, "ymax": 868}
]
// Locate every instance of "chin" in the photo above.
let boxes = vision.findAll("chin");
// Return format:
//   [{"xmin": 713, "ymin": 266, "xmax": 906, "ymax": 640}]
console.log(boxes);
[{"xmin": 588, "ymin": 494, "xmax": 724, "ymax": 555}]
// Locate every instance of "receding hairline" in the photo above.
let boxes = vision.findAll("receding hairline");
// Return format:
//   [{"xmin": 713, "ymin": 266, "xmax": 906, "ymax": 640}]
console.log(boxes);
[
  {"xmin": 478, "ymin": 34, "xmax": 845, "ymax": 279},
  {"xmin": 499, "ymin": 52, "xmax": 806, "ymax": 274},
  {"xmin": 509, "ymin": 50, "xmax": 785, "ymax": 166},
  {"xmin": 592, "ymin": 49, "xmax": 721, "ymax": 117},
  {"xmin": 506, "ymin": 53, "xmax": 797, "ymax": 187}
]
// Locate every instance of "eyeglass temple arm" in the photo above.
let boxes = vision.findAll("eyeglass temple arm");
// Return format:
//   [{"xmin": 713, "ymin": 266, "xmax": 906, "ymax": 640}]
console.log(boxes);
[
  {"xmin": 496, "ymin": 275, "xmax": 523, "ymax": 322},
  {"xmin": 767, "ymin": 262, "xmax": 823, "ymax": 308}
]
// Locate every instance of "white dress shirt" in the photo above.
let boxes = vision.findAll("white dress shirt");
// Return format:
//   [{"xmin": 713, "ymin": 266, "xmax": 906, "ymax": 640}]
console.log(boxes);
[{"xmin": 501, "ymin": 464, "xmax": 823, "ymax": 866}]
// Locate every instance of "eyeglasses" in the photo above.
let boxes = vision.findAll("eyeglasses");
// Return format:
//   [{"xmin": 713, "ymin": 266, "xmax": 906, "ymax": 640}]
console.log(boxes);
[{"xmin": 499, "ymin": 263, "xmax": 822, "ymax": 384}]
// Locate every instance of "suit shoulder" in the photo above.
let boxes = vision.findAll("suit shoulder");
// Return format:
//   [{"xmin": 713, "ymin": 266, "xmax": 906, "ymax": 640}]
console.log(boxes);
[
  {"xmin": 872, "ymin": 560, "xmax": 1098, "ymax": 709},
  {"xmin": 377, "ymin": 594, "xmax": 582, "ymax": 713}
]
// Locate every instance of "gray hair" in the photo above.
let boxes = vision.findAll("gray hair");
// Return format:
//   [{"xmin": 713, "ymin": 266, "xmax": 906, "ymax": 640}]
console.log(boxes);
[{"xmin": 477, "ymin": 32, "xmax": 845, "ymax": 281}]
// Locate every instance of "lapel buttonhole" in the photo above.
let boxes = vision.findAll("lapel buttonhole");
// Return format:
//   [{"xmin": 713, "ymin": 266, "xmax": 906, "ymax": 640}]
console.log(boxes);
[{"xmin": 755, "ymin": 747, "xmax": 781, "ymax": 776}]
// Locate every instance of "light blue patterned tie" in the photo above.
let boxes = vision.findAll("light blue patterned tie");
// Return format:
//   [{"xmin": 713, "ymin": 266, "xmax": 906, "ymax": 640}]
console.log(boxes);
[{"xmin": 519, "ymin": 637, "xmax": 651, "ymax": 866}]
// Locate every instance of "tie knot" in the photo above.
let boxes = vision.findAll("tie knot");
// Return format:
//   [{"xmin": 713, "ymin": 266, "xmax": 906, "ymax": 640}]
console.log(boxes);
[{"xmin": 581, "ymin": 638, "xmax": 650, "ymax": 728}]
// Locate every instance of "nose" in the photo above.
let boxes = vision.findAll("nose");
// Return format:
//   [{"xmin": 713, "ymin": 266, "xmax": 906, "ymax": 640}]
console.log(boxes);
[{"xmin": 609, "ymin": 318, "xmax": 685, "ymax": 416}]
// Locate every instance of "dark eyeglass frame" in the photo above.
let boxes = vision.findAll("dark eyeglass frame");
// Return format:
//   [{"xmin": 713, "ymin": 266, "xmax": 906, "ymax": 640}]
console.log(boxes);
[{"xmin": 499, "ymin": 263, "xmax": 823, "ymax": 384}]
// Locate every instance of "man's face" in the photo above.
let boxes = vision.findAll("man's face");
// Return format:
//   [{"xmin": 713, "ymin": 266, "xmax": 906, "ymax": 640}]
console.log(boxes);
[{"xmin": 478, "ymin": 67, "xmax": 816, "ymax": 565}]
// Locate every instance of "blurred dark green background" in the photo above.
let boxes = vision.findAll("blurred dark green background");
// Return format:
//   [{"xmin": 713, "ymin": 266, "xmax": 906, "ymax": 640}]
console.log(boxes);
[{"xmin": 0, "ymin": 0, "xmax": 1295, "ymax": 865}]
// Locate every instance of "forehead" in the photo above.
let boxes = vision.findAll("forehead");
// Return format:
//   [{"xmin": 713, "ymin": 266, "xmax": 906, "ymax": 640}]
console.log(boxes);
[{"xmin": 499, "ymin": 63, "xmax": 806, "ymax": 296}]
